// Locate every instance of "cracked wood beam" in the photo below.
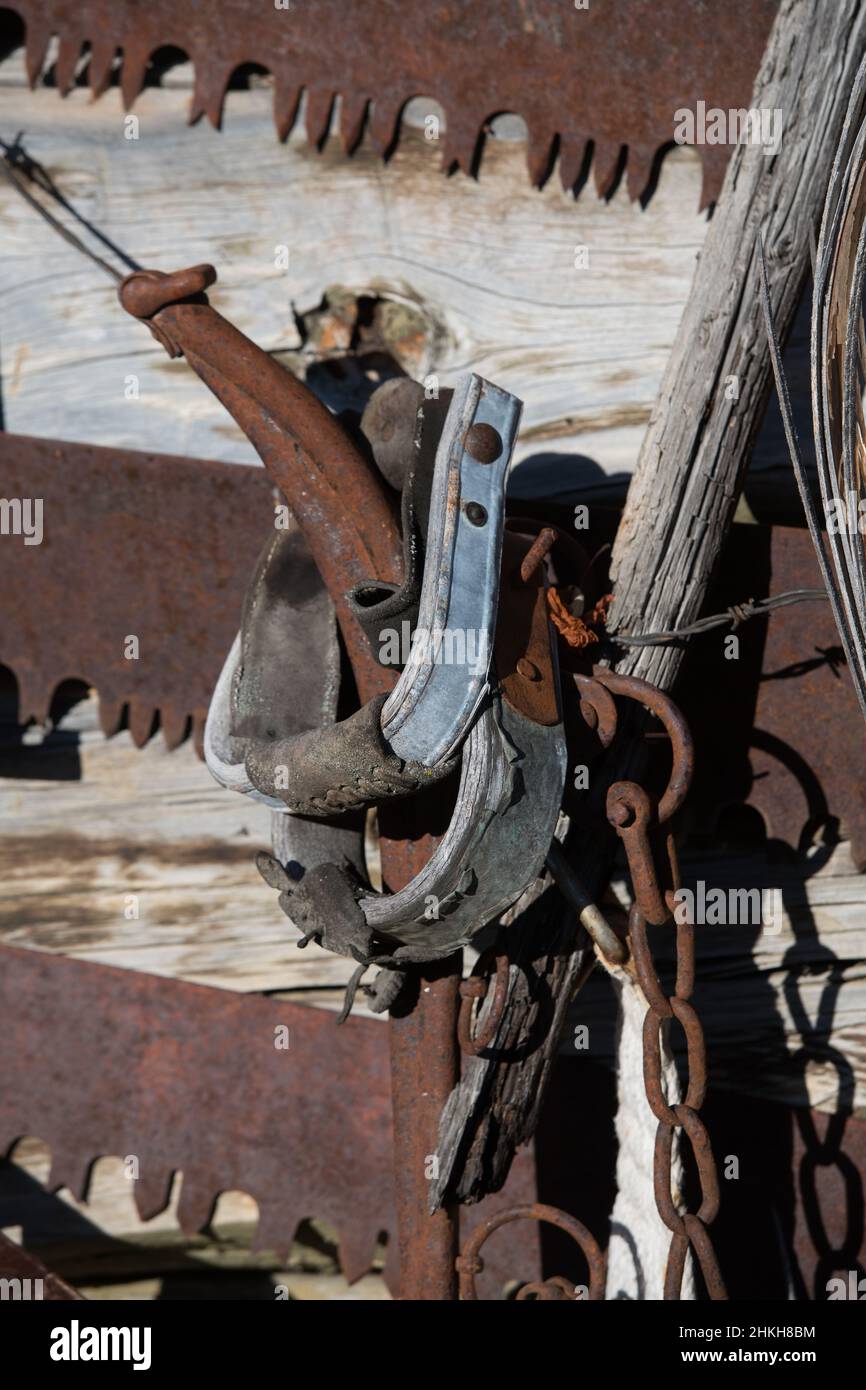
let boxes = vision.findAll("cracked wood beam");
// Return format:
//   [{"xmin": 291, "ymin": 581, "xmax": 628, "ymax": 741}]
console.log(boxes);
[{"xmin": 609, "ymin": 0, "xmax": 866, "ymax": 690}]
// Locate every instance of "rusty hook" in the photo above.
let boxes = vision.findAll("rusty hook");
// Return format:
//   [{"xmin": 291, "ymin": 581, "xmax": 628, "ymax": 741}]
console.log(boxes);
[
  {"xmin": 457, "ymin": 951, "xmax": 510, "ymax": 1056},
  {"xmin": 573, "ymin": 672, "xmax": 618, "ymax": 748},
  {"xmin": 591, "ymin": 668, "xmax": 694, "ymax": 823}
]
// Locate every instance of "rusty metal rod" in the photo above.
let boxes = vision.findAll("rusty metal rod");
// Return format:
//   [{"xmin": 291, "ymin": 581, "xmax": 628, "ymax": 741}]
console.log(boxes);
[
  {"xmin": 388, "ymin": 954, "xmax": 461, "ymax": 1300},
  {"xmin": 545, "ymin": 840, "xmax": 626, "ymax": 965}
]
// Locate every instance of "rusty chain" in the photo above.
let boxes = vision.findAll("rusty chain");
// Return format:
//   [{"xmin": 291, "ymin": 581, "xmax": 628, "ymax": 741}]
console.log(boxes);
[
  {"xmin": 455, "ymin": 668, "xmax": 728, "ymax": 1300},
  {"xmin": 588, "ymin": 670, "xmax": 728, "ymax": 1300}
]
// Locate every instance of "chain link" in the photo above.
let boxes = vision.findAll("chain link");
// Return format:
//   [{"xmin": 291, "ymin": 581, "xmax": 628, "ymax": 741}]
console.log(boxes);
[
  {"xmin": 455, "ymin": 668, "xmax": 727, "ymax": 1300},
  {"xmin": 589, "ymin": 671, "xmax": 728, "ymax": 1300}
]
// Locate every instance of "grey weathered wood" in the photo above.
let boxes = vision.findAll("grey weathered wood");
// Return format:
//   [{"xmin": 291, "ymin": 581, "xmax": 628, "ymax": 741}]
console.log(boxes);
[
  {"xmin": 609, "ymin": 0, "xmax": 866, "ymax": 686},
  {"xmin": 432, "ymin": 863, "xmax": 595, "ymax": 1208},
  {"xmin": 0, "ymin": 691, "xmax": 367, "ymax": 997},
  {"xmin": 0, "ymin": 46, "xmax": 704, "ymax": 484},
  {"xmin": 0, "ymin": 42, "xmax": 811, "ymax": 508}
]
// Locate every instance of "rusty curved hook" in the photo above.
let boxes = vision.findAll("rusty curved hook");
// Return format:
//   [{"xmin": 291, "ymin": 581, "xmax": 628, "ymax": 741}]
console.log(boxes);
[
  {"xmin": 590, "ymin": 668, "xmax": 694, "ymax": 824},
  {"xmin": 457, "ymin": 951, "xmax": 510, "ymax": 1056},
  {"xmin": 573, "ymin": 668, "xmax": 695, "ymax": 926},
  {"xmin": 119, "ymin": 263, "xmax": 403, "ymax": 705}
]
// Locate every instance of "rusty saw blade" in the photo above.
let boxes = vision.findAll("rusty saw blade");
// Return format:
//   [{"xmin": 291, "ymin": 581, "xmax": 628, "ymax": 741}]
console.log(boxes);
[
  {"xmin": 0, "ymin": 943, "xmax": 539, "ymax": 1297},
  {"xmin": 0, "ymin": 433, "xmax": 274, "ymax": 752},
  {"xmin": 7, "ymin": 0, "xmax": 779, "ymax": 209}
]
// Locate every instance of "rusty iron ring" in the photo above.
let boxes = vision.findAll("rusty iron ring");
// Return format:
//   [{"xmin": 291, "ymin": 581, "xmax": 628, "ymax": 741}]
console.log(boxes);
[
  {"xmin": 456, "ymin": 1202, "xmax": 605, "ymax": 1301},
  {"xmin": 457, "ymin": 952, "xmax": 510, "ymax": 1056},
  {"xmin": 590, "ymin": 668, "xmax": 695, "ymax": 824},
  {"xmin": 515, "ymin": 1274, "xmax": 579, "ymax": 1301}
]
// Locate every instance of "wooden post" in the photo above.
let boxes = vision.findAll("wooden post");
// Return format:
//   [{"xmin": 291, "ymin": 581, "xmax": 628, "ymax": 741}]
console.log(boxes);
[{"xmin": 609, "ymin": 0, "xmax": 866, "ymax": 694}]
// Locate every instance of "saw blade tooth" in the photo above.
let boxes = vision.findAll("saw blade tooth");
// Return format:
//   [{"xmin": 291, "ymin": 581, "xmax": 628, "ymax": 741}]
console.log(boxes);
[
  {"xmin": 305, "ymin": 87, "xmax": 335, "ymax": 149},
  {"xmin": 526, "ymin": 126, "xmax": 555, "ymax": 188},
  {"xmin": 592, "ymin": 137, "xmax": 625, "ymax": 198},
  {"xmin": 251, "ymin": 1199, "xmax": 302, "ymax": 1259},
  {"xmin": 176, "ymin": 1170, "xmax": 218, "ymax": 1236},
  {"xmin": 558, "ymin": 132, "xmax": 590, "ymax": 193},
  {"xmin": 368, "ymin": 97, "xmax": 400, "ymax": 158},
  {"xmin": 54, "ymin": 32, "xmax": 83, "ymax": 96},
  {"xmin": 98, "ymin": 693, "xmax": 125, "ymax": 738},
  {"xmin": 132, "ymin": 1165, "xmax": 175, "ymax": 1223},
  {"xmin": 47, "ymin": 1141, "xmax": 93, "ymax": 1203},
  {"xmin": 339, "ymin": 91, "xmax": 369, "ymax": 155},
  {"xmin": 273, "ymin": 78, "xmax": 302, "ymax": 141},
  {"xmin": 119, "ymin": 37, "xmax": 149, "ymax": 111},
  {"xmin": 698, "ymin": 148, "xmax": 726, "ymax": 213},
  {"xmin": 14, "ymin": 669, "xmax": 52, "ymax": 727},
  {"xmin": 626, "ymin": 142, "xmax": 656, "ymax": 203},
  {"xmin": 24, "ymin": 17, "xmax": 51, "ymax": 87},
  {"xmin": 128, "ymin": 699, "xmax": 156, "ymax": 749},
  {"xmin": 160, "ymin": 705, "xmax": 189, "ymax": 752},
  {"xmin": 337, "ymin": 1220, "xmax": 382, "ymax": 1286},
  {"xmin": 88, "ymin": 35, "xmax": 117, "ymax": 99},
  {"xmin": 439, "ymin": 111, "xmax": 480, "ymax": 176},
  {"xmin": 189, "ymin": 60, "xmax": 231, "ymax": 130},
  {"xmin": 192, "ymin": 711, "xmax": 207, "ymax": 760}
]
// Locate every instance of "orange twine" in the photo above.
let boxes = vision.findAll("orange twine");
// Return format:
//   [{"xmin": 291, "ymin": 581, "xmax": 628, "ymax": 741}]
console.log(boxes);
[{"xmin": 547, "ymin": 588, "xmax": 613, "ymax": 648}]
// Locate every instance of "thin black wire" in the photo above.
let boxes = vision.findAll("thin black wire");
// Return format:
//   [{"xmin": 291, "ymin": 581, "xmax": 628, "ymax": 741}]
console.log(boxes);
[{"xmin": 0, "ymin": 132, "xmax": 139, "ymax": 282}]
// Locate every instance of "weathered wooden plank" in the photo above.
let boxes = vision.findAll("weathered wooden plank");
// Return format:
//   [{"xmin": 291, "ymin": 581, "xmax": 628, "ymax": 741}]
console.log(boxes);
[
  {"xmin": 0, "ymin": 46, "xmax": 821, "ymax": 516},
  {"xmin": 4, "ymin": 687, "xmax": 866, "ymax": 1124},
  {"xmin": 0, "ymin": 690, "xmax": 365, "ymax": 996},
  {"xmin": 0, "ymin": 50, "xmax": 701, "ymax": 488}
]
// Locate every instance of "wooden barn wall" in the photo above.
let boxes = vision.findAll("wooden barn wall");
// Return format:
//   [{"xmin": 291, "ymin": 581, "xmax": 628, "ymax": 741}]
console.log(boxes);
[
  {"xmin": 0, "ymin": 46, "xmax": 806, "ymax": 506},
  {"xmin": 0, "ymin": 45, "xmax": 860, "ymax": 1114}
]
